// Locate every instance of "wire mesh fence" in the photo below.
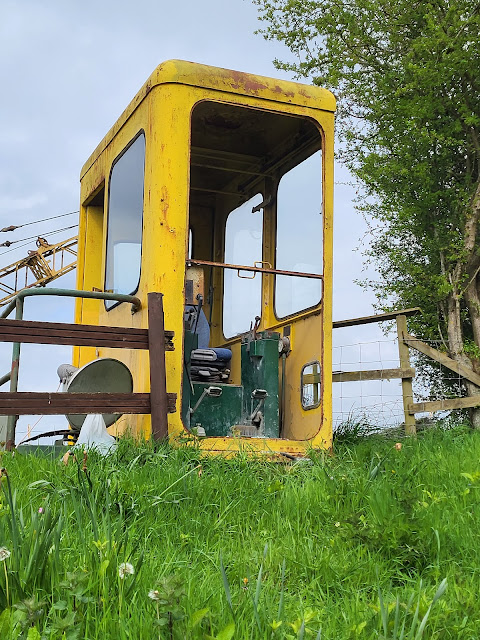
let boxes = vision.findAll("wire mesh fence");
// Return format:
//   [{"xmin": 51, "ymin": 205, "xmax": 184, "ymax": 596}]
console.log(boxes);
[
  {"xmin": 332, "ymin": 330, "xmax": 468, "ymax": 432},
  {"xmin": 333, "ymin": 337, "xmax": 404, "ymax": 430}
]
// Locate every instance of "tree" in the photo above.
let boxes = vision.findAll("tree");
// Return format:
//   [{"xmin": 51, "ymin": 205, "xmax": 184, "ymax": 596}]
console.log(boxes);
[{"xmin": 254, "ymin": 0, "xmax": 480, "ymax": 424}]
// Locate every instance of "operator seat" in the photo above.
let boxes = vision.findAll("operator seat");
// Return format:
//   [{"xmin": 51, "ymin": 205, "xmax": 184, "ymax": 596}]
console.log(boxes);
[{"xmin": 185, "ymin": 305, "xmax": 232, "ymax": 382}]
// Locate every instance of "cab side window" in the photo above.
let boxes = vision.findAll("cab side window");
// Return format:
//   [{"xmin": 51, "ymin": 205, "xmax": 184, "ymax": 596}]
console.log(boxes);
[
  {"xmin": 275, "ymin": 150, "xmax": 323, "ymax": 318},
  {"xmin": 105, "ymin": 133, "xmax": 145, "ymax": 309},
  {"xmin": 223, "ymin": 194, "xmax": 264, "ymax": 338}
]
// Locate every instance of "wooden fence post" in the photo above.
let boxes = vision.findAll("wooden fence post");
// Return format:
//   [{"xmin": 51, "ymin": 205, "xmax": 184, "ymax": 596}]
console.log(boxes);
[
  {"xmin": 148, "ymin": 293, "xmax": 169, "ymax": 440},
  {"xmin": 396, "ymin": 314, "xmax": 416, "ymax": 436}
]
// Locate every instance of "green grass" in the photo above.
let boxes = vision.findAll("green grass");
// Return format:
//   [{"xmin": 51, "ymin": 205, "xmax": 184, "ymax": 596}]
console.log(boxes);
[{"xmin": 1, "ymin": 425, "xmax": 480, "ymax": 638}]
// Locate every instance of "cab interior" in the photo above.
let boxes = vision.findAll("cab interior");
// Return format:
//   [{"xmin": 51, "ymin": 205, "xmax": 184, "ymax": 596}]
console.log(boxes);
[{"xmin": 183, "ymin": 101, "xmax": 324, "ymax": 438}]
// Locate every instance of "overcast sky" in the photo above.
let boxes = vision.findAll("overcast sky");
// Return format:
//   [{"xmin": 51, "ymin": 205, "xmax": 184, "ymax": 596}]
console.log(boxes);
[{"xmin": 0, "ymin": 0, "xmax": 400, "ymax": 443}]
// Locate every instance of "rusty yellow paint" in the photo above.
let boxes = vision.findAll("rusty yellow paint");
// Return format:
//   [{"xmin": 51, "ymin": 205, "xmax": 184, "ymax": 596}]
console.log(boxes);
[{"xmin": 75, "ymin": 60, "xmax": 335, "ymax": 455}]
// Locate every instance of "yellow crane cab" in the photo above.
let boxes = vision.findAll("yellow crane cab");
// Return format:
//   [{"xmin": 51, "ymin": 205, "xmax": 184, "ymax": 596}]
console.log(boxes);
[{"xmin": 74, "ymin": 60, "xmax": 335, "ymax": 457}]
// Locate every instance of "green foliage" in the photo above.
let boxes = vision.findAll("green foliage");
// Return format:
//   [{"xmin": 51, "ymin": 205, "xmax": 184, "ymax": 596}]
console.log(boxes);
[
  {"xmin": 254, "ymin": 0, "xmax": 480, "ymax": 392},
  {"xmin": 0, "ymin": 433, "xmax": 480, "ymax": 636},
  {"xmin": 377, "ymin": 578, "xmax": 448, "ymax": 639},
  {"xmin": 334, "ymin": 413, "xmax": 380, "ymax": 443}
]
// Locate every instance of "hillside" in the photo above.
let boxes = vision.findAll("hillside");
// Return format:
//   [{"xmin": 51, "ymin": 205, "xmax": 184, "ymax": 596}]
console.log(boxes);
[{"xmin": 0, "ymin": 427, "xmax": 479, "ymax": 638}]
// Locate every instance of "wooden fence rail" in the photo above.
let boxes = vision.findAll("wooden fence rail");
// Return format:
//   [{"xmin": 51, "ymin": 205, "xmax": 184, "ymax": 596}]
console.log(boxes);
[
  {"xmin": 0, "ymin": 292, "xmax": 176, "ymax": 449},
  {"xmin": 332, "ymin": 308, "xmax": 419, "ymax": 435},
  {"xmin": 333, "ymin": 306, "xmax": 480, "ymax": 435}
]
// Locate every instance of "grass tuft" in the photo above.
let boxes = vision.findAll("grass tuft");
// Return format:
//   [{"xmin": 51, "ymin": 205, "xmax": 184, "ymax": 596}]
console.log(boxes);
[{"xmin": 0, "ymin": 428, "xmax": 478, "ymax": 637}]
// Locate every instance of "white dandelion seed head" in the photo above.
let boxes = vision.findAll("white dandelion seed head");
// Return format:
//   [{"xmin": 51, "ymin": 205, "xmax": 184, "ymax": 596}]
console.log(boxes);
[
  {"xmin": 148, "ymin": 589, "xmax": 160, "ymax": 601},
  {"xmin": 118, "ymin": 562, "xmax": 134, "ymax": 579},
  {"xmin": 0, "ymin": 547, "xmax": 11, "ymax": 561}
]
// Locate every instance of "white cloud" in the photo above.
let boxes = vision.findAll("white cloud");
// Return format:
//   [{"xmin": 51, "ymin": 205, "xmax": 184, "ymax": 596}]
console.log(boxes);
[
  {"xmin": 0, "ymin": 0, "xmax": 393, "ymax": 442},
  {"xmin": 0, "ymin": 193, "xmax": 48, "ymax": 212}
]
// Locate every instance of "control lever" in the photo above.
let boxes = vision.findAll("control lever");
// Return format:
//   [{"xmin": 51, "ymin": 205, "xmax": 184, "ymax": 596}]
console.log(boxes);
[
  {"xmin": 250, "ymin": 388, "xmax": 268, "ymax": 422},
  {"xmin": 193, "ymin": 293, "xmax": 204, "ymax": 335},
  {"xmin": 190, "ymin": 385, "xmax": 222, "ymax": 415}
]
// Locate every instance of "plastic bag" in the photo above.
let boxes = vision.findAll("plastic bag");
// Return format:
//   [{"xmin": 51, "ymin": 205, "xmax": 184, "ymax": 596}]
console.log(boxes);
[{"xmin": 75, "ymin": 414, "xmax": 116, "ymax": 455}]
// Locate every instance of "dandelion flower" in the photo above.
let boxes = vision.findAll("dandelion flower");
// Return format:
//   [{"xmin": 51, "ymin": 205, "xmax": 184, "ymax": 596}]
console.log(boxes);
[
  {"xmin": 148, "ymin": 589, "xmax": 160, "ymax": 601},
  {"xmin": 395, "ymin": 442, "xmax": 402, "ymax": 451},
  {"xmin": 0, "ymin": 547, "xmax": 11, "ymax": 561},
  {"xmin": 118, "ymin": 562, "xmax": 134, "ymax": 579}
]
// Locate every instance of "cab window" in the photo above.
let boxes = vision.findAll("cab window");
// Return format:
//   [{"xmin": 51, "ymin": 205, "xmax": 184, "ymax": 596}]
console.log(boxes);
[
  {"xmin": 275, "ymin": 150, "xmax": 323, "ymax": 318},
  {"xmin": 223, "ymin": 194, "xmax": 264, "ymax": 338},
  {"xmin": 105, "ymin": 133, "xmax": 145, "ymax": 309}
]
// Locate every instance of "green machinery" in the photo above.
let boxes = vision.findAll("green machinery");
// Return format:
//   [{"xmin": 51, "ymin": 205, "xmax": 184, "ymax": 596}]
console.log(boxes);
[{"xmin": 182, "ymin": 330, "xmax": 281, "ymax": 438}]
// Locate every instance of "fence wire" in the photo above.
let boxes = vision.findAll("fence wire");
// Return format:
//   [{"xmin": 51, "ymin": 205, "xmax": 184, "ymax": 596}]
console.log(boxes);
[
  {"xmin": 332, "ymin": 334, "xmax": 467, "ymax": 431},
  {"xmin": 333, "ymin": 337, "xmax": 404, "ymax": 429}
]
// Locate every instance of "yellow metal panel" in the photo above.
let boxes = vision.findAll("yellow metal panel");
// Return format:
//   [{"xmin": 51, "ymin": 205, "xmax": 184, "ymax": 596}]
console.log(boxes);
[
  {"xmin": 77, "ymin": 68, "xmax": 335, "ymax": 453},
  {"xmin": 281, "ymin": 316, "xmax": 323, "ymax": 441},
  {"xmin": 311, "ymin": 119, "xmax": 334, "ymax": 449},
  {"xmin": 81, "ymin": 60, "xmax": 336, "ymax": 180}
]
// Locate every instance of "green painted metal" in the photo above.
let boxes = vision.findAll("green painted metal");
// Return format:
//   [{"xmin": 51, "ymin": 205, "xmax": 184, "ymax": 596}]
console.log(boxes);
[
  {"xmin": 190, "ymin": 382, "xmax": 243, "ymax": 437},
  {"xmin": 182, "ymin": 329, "xmax": 198, "ymax": 429},
  {"xmin": 241, "ymin": 331, "xmax": 280, "ymax": 439},
  {"xmin": 16, "ymin": 444, "xmax": 67, "ymax": 457},
  {"xmin": 182, "ymin": 329, "xmax": 280, "ymax": 438},
  {"xmin": 5, "ymin": 298, "xmax": 24, "ymax": 449},
  {"xmin": 1, "ymin": 287, "xmax": 141, "ymax": 319}
]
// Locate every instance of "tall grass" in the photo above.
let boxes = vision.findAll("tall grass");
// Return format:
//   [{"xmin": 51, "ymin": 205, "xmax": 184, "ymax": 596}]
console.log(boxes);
[{"xmin": 0, "ymin": 425, "xmax": 478, "ymax": 638}]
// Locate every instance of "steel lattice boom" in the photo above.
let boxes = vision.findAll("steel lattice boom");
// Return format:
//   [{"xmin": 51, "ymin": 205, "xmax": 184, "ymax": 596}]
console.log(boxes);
[{"xmin": 0, "ymin": 236, "xmax": 78, "ymax": 306}]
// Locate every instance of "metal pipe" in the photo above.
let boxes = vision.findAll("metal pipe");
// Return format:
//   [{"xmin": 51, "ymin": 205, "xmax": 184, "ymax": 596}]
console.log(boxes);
[
  {"xmin": 17, "ymin": 287, "xmax": 141, "ymax": 312},
  {"xmin": 2, "ymin": 287, "xmax": 142, "ymax": 449},
  {"xmin": 0, "ymin": 372, "xmax": 11, "ymax": 387},
  {"xmin": 1, "ymin": 300, "xmax": 16, "ymax": 319},
  {"xmin": 280, "ymin": 353, "xmax": 286, "ymax": 437},
  {"xmin": 187, "ymin": 259, "xmax": 323, "ymax": 280},
  {"xmin": 5, "ymin": 297, "xmax": 23, "ymax": 449},
  {"xmin": 1, "ymin": 288, "xmax": 141, "ymax": 318}
]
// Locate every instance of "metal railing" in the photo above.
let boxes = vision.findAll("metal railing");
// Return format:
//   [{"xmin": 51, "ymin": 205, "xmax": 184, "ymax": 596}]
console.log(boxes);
[{"xmin": 0, "ymin": 288, "xmax": 174, "ymax": 450}]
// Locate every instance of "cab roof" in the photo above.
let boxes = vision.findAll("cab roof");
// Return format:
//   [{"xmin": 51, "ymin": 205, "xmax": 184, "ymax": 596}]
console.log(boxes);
[{"xmin": 81, "ymin": 59, "xmax": 336, "ymax": 179}]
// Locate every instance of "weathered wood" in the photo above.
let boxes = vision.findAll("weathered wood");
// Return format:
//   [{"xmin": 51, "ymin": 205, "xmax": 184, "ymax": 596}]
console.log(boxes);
[
  {"xmin": 397, "ymin": 315, "xmax": 416, "ymax": 436},
  {"xmin": 0, "ymin": 318, "xmax": 174, "ymax": 350},
  {"xmin": 331, "ymin": 367, "xmax": 416, "ymax": 383},
  {"xmin": 148, "ymin": 293, "xmax": 170, "ymax": 440},
  {"xmin": 404, "ymin": 333, "xmax": 480, "ymax": 388},
  {"xmin": 332, "ymin": 307, "xmax": 421, "ymax": 329},
  {"xmin": 408, "ymin": 395, "xmax": 480, "ymax": 414},
  {"xmin": 0, "ymin": 392, "xmax": 177, "ymax": 415}
]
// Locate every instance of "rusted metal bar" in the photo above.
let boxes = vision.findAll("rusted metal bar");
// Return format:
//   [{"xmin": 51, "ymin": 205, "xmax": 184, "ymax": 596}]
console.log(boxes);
[
  {"xmin": 333, "ymin": 307, "xmax": 421, "ymax": 329},
  {"xmin": 190, "ymin": 187, "xmax": 245, "ymax": 197},
  {"xmin": 0, "ymin": 371, "xmax": 11, "ymax": 387},
  {"xmin": 190, "ymin": 161, "xmax": 270, "ymax": 177},
  {"xmin": 148, "ymin": 292, "xmax": 170, "ymax": 440},
  {"xmin": 0, "ymin": 318, "xmax": 174, "ymax": 350},
  {"xmin": 187, "ymin": 259, "xmax": 323, "ymax": 280},
  {"xmin": 0, "ymin": 392, "xmax": 177, "ymax": 415}
]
